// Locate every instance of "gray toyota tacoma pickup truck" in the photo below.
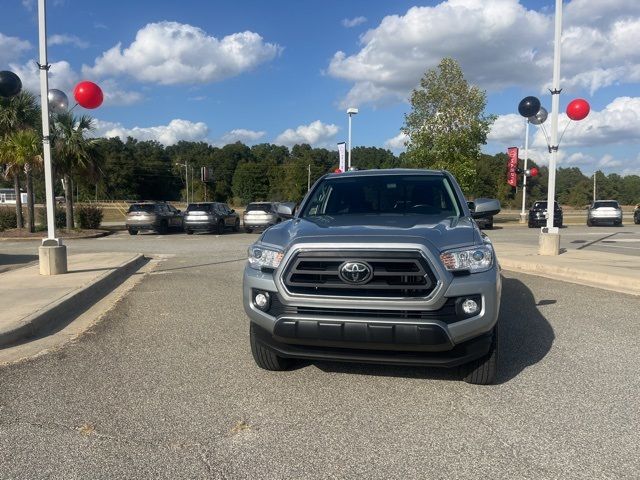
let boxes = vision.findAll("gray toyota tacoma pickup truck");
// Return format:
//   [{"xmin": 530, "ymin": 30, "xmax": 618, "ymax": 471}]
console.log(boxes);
[{"xmin": 243, "ymin": 169, "xmax": 502, "ymax": 384}]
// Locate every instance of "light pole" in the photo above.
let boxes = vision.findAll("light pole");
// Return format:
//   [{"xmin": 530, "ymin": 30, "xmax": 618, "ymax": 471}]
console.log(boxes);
[
  {"xmin": 347, "ymin": 107, "xmax": 358, "ymax": 169},
  {"xmin": 519, "ymin": 118, "xmax": 531, "ymax": 223},
  {"xmin": 176, "ymin": 162, "xmax": 188, "ymax": 204},
  {"xmin": 37, "ymin": 0, "xmax": 67, "ymax": 274},
  {"xmin": 593, "ymin": 171, "xmax": 597, "ymax": 202},
  {"xmin": 539, "ymin": 0, "xmax": 563, "ymax": 256}
]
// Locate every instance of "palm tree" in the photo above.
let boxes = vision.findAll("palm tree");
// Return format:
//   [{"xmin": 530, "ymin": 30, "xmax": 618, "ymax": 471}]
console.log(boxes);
[
  {"xmin": 0, "ymin": 91, "xmax": 41, "ymax": 228},
  {"xmin": 52, "ymin": 112, "xmax": 96, "ymax": 229},
  {"xmin": 2, "ymin": 130, "xmax": 43, "ymax": 232}
]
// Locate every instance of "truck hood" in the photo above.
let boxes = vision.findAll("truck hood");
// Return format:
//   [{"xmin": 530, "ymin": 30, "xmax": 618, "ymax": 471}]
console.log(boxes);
[{"xmin": 260, "ymin": 215, "xmax": 479, "ymax": 252}]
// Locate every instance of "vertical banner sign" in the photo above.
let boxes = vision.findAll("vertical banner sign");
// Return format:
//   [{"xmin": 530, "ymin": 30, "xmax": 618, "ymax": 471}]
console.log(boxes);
[
  {"xmin": 337, "ymin": 142, "xmax": 346, "ymax": 172},
  {"xmin": 507, "ymin": 147, "xmax": 519, "ymax": 187}
]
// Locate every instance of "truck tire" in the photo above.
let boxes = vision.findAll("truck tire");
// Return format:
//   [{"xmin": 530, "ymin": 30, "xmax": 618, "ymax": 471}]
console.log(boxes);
[
  {"xmin": 461, "ymin": 326, "xmax": 498, "ymax": 385},
  {"xmin": 250, "ymin": 324, "xmax": 290, "ymax": 371},
  {"xmin": 128, "ymin": 228, "xmax": 138, "ymax": 235},
  {"xmin": 245, "ymin": 227, "xmax": 253, "ymax": 233}
]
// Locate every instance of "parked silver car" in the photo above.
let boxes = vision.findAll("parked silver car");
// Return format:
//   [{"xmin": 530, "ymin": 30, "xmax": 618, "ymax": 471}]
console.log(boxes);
[
  {"xmin": 126, "ymin": 202, "xmax": 183, "ymax": 235},
  {"xmin": 183, "ymin": 202, "xmax": 240, "ymax": 234},
  {"xmin": 243, "ymin": 202, "xmax": 287, "ymax": 233},
  {"xmin": 587, "ymin": 200, "xmax": 623, "ymax": 226}
]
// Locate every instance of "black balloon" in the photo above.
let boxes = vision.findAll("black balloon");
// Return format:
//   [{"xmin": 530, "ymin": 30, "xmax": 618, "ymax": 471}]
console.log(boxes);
[
  {"xmin": 0, "ymin": 71, "xmax": 22, "ymax": 98},
  {"xmin": 518, "ymin": 96, "xmax": 541, "ymax": 118}
]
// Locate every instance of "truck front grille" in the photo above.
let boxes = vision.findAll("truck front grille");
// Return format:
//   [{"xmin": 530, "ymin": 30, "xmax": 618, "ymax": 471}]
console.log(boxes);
[{"xmin": 282, "ymin": 250, "xmax": 437, "ymax": 298}]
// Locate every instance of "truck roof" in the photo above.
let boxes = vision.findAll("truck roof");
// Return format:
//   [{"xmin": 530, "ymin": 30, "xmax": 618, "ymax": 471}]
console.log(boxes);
[{"xmin": 326, "ymin": 168, "xmax": 445, "ymax": 179}]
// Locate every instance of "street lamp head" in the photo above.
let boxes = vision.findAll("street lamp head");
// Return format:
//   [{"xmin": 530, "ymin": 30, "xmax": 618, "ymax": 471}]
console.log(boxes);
[{"xmin": 347, "ymin": 107, "xmax": 359, "ymax": 115}]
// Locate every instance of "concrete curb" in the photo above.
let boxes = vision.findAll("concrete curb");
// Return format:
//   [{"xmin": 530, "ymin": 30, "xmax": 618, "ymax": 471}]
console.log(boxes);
[
  {"xmin": 0, "ymin": 230, "xmax": 112, "ymax": 242},
  {"xmin": 499, "ymin": 258, "xmax": 640, "ymax": 296},
  {"xmin": 0, "ymin": 254, "xmax": 148, "ymax": 347}
]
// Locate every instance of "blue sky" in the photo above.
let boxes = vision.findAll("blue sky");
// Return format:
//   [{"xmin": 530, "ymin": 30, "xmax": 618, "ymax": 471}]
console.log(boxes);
[{"xmin": 2, "ymin": 0, "xmax": 640, "ymax": 175}]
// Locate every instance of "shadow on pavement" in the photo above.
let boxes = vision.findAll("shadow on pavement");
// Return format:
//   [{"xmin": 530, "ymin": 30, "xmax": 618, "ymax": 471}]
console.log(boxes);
[
  {"xmin": 310, "ymin": 276, "xmax": 555, "ymax": 384},
  {"xmin": 0, "ymin": 253, "xmax": 38, "ymax": 273}
]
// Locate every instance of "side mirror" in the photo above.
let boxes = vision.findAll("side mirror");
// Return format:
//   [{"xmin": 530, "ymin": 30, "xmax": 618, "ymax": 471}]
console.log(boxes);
[
  {"xmin": 277, "ymin": 203, "xmax": 294, "ymax": 218},
  {"xmin": 471, "ymin": 198, "xmax": 500, "ymax": 218}
]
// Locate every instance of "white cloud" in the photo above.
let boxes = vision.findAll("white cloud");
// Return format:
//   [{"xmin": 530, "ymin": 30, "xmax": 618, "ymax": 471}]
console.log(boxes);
[
  {"xmin": 49, "ymin": 34, "xmax": 89, "ymax": 49},
  {"xmin": 83, "ymin": 21, "xmax": 281, "ymax": 85},
  {"xmin": 92, "ymin": 119, "xmax": 209, "ymax": 146},
  {"xmin": 0, "ymin": 33, "xmax": 31, "ymax": 65},
  {"xmin": 9, "ymin": 60, "xmax": 78, "ymax": 94},
  {"xmin": 384, "ymin": 132, "xmax": 408, "ymax": 150},
  {"xmin": 219, "ymin": 129, "xmax": 266, "ymax": 145},
  {"xmin": 328, "ymin": 0, "xmax": 640, "ymax": 107},
  {"xmin": 342, "ymin": 16, "xmax": 367, "ymax": 28},
  {"xmin": 98, "ymin": 79, "xmax": 143, "ymax": 106},
  {"xmin": 274, "ymin": 120, "xmax": 339, "ymax": 147}
]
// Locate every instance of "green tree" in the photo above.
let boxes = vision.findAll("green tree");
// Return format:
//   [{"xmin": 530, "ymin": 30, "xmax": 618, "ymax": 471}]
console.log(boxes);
[
  {"xmin": 2, "ymin": 130, "xmax": 42, "ymax": 232},
  {"xmin": 351, "ymin": 146, "xmax": 400, "ymax": 170},
  {"xmin": 402, "ymin": 58, "xmax": 495, "ymax": 192},
  {"xmin": 52, "ymin": 113, "xmax": 97, "ymax": 229},
  {"xmin": 232, "ymin": 162, "xmax": 269, "ymax": 204},
  {"xmin": 0, "ymin": 91, "xmax": 41, "ymax": 228}
]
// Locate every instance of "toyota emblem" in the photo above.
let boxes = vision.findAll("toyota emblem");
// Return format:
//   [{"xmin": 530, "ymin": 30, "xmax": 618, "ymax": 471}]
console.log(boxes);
[{"xmin": 338, "ymin": 261, "xmax": 373, "ymax": 285}]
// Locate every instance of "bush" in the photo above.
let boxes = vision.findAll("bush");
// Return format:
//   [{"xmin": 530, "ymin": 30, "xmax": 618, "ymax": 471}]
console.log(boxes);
[
  {"xmin": 75, "ymin": 205, "xmax": 103, "ymax": 230},
  {"xmin": 38, "ymin": 207, "xmax": 66, "ymax": 229},
  {"xmin": 0, "ymin": 207, "xmax": 18, "ymax": 231}
]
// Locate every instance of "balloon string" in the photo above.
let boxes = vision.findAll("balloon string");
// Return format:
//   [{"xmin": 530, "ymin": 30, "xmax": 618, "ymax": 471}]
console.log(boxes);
[
  {"xmin": 69, "ymin": 102, "xmax": 79, "ymax": 113},
  {"xmin": 538, "ymin": 123, "xmax": 551, "ymax": 149},
  {"xmin": 558, "ymin": 119, "xmax": 572, "ymax": 147}
]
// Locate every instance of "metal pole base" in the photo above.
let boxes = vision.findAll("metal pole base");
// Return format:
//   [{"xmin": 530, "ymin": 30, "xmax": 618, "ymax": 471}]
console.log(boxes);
[
  {"xmin": 538, "ymin": 228, "xmax": 560, "ymax": 256},
  {"xmin": 39, "ymin": 243, "xmax": 67, "ymax": 275},
  {"xmin": 519, "ymin": 213, "xmax": 527, "ymax": 224}
]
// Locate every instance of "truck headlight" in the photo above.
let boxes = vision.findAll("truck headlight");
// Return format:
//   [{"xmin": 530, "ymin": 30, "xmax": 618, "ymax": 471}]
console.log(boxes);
[
  {"xmin": 440, "ymin": 245, "xmax": 494, "ymax": 273},
  {"xmin": 248, "ymin": 245, "xmax": 284, "ymax": 270}
]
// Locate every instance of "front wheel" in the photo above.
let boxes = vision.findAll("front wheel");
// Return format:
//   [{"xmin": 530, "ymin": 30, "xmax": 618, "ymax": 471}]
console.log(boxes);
[
  {"xmin": 461, "ymin": 326, "xmax": 498, "ymax": 385},
  {"xmin": 250, "ymin": 324, "xmax": 290, "ymax": 371},
  {"xmin": 186, "ymin": 229, "xmax": 194, "ymax": 235},
  {"xmin": 128, "ymin": 228, "xmax": 138, "ymax": 235},
  {"xmin": 634, "ymin": 216, "xmax": 640, "ymax": 225}
]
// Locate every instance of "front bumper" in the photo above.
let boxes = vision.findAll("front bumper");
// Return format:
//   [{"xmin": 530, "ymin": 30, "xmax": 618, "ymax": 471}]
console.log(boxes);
[{"xmin": 243, "ymin": 256, "xmax": 501, "ymax": 366}]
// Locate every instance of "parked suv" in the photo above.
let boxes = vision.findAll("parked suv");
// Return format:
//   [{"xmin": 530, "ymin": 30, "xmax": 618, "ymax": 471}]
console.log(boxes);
[
  {"xmin": 183, "ymin": 202, "xmax": 240, "ymax": 234},
  {"xmin": 528, "ymin": 201, "xmax": 563, "ymax": 228},
  {"xmin": 634, "ymin": 204, "xmax": 640, "ymax": 225},
  {"xmin": 587, "ymin": 200, "xmax": 623, "ymax": 226},
  {"xmin": 126, "ymin": 202, "xmax": 183, "ymax": 235},
  {"xmin": 243, "ymin": 169, "xmax": 502, "ymax": 384},
  {"xmin": 243, "ymin": 202, "xmax": 282, "ymax": 233}
]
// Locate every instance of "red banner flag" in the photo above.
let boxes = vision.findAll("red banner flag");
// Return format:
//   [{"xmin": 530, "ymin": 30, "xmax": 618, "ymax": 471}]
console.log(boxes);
[{"xmin": 507, "ymin": 147, "xmax": 519, "ymax": 187}]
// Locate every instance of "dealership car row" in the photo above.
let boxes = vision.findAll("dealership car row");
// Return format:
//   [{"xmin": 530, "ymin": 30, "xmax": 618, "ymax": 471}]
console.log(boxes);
[
  {"xmin": 125, "ymin": 200, "xmax": 291, "ymax": 235},
  {"xmin": 124, "ymin": 198, "xmax": 640, "ymax": 236}
]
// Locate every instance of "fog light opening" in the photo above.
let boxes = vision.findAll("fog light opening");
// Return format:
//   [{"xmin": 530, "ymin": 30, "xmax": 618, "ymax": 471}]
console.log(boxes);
[
  {"xmin": 254, "ymin": 291, "xmax": 271, "ymax": 311},
  {"xmin": 461, "ymin": 298, "xmax": 479, "ymax": 316}
]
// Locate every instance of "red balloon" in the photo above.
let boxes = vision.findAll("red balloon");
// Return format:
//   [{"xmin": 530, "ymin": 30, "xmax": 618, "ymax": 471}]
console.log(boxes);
[
  {"xmin": 334, "ymin": 168, "xmax": 343, "ymax": 173},
  {"xmin": 73, "ymin": 81, "xmax": 103, "ymax": 109},
  {"xmin": 530, "ymin": 167, "xmax": 539, "ymax": 177},
  {"xmin": 566, "ymin": 98, "xmax": 590, "ymax": 121}
]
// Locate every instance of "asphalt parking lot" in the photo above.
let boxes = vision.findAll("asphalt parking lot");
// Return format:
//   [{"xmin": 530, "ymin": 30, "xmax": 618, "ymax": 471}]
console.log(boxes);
[
  {"xmin": 486, "ymin": 223, "xmax": 640, "ymax": 256},
  {"xmin": 1, "ymin": 232, "xmax": 639, "ymax": 478}
]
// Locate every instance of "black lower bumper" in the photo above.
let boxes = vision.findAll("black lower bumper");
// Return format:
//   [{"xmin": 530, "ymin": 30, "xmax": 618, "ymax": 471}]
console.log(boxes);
[
  {"xmin": 184, "ymin": 223, "xmax": 215, "ymax": 231},
  {"xmin": 253, "ymin": 322, "xmax": 493, "ymax": 369}
]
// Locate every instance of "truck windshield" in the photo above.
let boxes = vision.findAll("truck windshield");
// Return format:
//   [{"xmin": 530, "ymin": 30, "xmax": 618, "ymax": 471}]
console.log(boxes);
[{"xmin": 301, "ymin": 175, "xmax": 462, "ymax": 218}]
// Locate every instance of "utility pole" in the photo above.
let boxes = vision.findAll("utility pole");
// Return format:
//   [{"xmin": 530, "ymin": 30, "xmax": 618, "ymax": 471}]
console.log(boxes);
[{"xmin": 593, "ymin": 172, "xmax": 596, "ymax": 203}]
